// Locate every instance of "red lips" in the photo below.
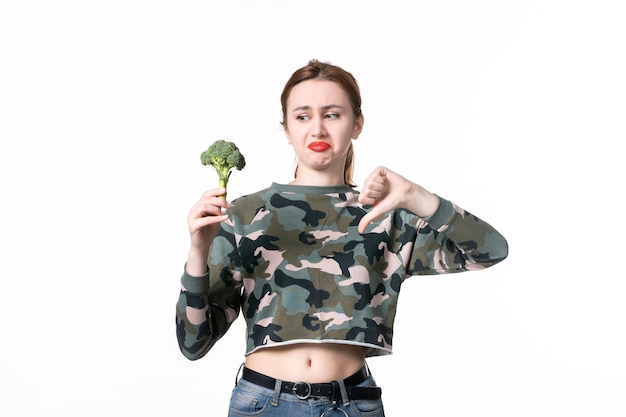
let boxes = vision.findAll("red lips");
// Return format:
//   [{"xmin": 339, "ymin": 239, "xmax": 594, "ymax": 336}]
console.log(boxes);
[{"xmin": 308, "ymin": 142, "xmax": 330, "ymax": 151}]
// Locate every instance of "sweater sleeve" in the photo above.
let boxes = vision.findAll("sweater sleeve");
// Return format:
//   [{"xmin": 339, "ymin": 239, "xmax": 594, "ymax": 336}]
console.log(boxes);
[
  {"xmin": 175, "ymin": 222, "xmax": 243, "ymax": 360},
  {"xmin": 407, "ymin": 196, "xmax": 508, "ymax": 275}
]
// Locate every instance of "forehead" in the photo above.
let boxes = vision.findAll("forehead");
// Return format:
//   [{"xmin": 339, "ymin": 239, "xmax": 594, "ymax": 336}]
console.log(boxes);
[{"xmin": 287, "ymin": 79, "xmax": 350, "ymax": 108}]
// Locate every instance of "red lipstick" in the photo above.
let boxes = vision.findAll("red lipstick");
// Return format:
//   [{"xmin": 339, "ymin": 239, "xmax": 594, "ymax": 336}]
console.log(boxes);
[{"xmin": 308, "ymin": 142, "xmax": 330, "ymax": 151}]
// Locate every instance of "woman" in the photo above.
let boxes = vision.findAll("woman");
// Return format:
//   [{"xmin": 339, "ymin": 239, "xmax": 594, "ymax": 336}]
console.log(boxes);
[{"xmin": 176, "ymin": 59, "xmax": 508, "ymax": 416}]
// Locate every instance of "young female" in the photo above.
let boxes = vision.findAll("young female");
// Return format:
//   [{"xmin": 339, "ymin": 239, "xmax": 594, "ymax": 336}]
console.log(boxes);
[{"xmin": 176, "ymin": 59, "xmax": 508, "ymax": 416}]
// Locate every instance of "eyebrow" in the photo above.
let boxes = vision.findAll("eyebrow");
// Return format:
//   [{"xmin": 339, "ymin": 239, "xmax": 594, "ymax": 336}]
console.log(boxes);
[{"xmin": 291, "ymin": 104, "xmax": 346, "ymax": 113}]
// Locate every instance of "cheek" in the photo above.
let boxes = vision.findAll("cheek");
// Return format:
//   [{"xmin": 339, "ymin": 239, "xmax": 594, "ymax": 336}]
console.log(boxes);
[{"xmin": 285, "ymin": 124, "xmax": 305, "ymax": 142}]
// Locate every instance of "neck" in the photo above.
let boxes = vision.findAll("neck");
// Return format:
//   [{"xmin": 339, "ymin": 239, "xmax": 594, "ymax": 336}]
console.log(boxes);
[
  {"xmin": 290, "ymin": 167, "xmax": 345, "ymax": 187},
  {"xmin": 289, "ymin": 173, "xmax": 346, "ymax": 187},
  {"xmin": 289, "ymin": 177, "xmax": 346, "ymax": 187}
]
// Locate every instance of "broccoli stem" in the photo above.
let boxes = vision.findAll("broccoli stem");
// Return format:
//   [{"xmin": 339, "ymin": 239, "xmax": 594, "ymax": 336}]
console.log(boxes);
[{"xmin": 218, "ymin": 178, "xmax": 227, "ymax": 199}]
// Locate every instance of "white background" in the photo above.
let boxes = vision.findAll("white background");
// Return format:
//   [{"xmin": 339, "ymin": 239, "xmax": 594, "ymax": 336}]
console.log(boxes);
[{"xmin": 1, "ymin": 1, "xmax": 624, "ymax": 416}]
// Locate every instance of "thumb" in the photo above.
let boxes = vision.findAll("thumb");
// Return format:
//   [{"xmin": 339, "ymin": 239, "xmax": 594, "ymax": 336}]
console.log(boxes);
[{"xmin": 358, "ymin": 207, "xmax": 383, "ymax": 234}]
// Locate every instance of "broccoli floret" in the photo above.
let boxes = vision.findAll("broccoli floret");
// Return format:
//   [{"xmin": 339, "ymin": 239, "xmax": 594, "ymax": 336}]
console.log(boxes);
[{"xmin": 200, "ymin": 140, "xmax": 246, "ymax": 199}]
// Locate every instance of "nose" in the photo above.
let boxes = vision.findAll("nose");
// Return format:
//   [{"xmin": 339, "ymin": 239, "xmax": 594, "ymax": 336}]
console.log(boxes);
[{"xmin": 312, "ymin": 116, "xmax": 327, "ymax": 137}]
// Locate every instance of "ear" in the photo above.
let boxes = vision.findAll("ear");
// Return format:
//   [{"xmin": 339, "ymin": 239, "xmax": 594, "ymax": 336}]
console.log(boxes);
[
  {"xmin": 352, "ymin": 114, "xmax": 364, "ymax": 139},
  {"xmin": 284, "ymin": 127, "xmax": 292, "ymax": 144}
]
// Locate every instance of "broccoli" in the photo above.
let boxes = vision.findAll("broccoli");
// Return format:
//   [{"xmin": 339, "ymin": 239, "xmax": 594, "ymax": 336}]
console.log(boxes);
[{"xmin": 200, "ymin": 139, "xmax": 246, "ymax": 199}]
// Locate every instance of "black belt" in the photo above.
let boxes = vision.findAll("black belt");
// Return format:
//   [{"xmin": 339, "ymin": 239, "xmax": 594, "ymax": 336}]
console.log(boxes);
[{"xmin": 240, "ymin": 365, "xmax": 382, "ymax": 401}]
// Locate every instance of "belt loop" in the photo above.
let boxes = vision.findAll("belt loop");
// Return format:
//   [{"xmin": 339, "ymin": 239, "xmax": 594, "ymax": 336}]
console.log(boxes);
[
  {"xmin": 234, "ymin": 363, "xmax": 245, "ymax": 387},
  {"xmin": 331, "ymin": 380, "xmax": 339, "ymax": 404},
  {"xmin": 270, "ymin": 377, "xmax": 282, "ymax": 406},
  {"xmin": 337, "ymin": 378, "xmax": 350, "ymax": 407}
]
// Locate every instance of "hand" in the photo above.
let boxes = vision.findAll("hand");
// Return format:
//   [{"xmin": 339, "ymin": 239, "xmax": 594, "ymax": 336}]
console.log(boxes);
[
  {"xmin": 186, "ymin": 187, "xmax": 230, "ymax": 275},
  {"xmin": 357, "ymin": 166, "xmax": 439, "ymax": 233}
]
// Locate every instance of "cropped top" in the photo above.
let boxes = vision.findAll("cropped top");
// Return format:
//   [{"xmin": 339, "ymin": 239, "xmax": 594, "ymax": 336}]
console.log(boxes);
[{"xmin": 175, "ymin": 183, "xmax": 508, "ymax": 360}]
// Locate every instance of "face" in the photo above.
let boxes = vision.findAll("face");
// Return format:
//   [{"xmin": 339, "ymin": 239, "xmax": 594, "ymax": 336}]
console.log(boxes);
[{"xmin": 284, "ymin": 79, "xmax": 363, "ymax": 181}]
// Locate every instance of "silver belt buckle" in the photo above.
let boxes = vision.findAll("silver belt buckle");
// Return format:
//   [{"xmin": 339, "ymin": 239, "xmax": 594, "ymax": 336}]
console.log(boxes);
[{"xmin": 292, "ymin": 381, "xmax": 312, "ymax": 399}]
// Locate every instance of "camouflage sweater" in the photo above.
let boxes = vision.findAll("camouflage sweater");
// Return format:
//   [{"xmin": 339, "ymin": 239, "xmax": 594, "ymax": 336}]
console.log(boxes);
[{"xmin": 176, "ymin": 183, "xmax": 508, "ymax": 360}]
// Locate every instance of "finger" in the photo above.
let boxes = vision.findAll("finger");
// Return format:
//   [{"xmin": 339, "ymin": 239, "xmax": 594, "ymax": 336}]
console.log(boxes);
[
  {"xmin": 358, "ymin": 212, "xmax": 373, "ymax": 234},
  {"xmin": 363, "ymin": 167, "xmax": 389, "ymax": 193},
  {"xmin": 201, "ymin": 187, "xmax": 227, "ymax": 199},
  {"xmin": 189, "ymin": 202, "xmax": 220, "ymax": 220},
  {"xmin": 357, "ymin": 215, "xmax": 370, "ymax": 234},
  {"xmin": 192, "ymin": 213, "xmax": 229, "ymax": 228},
  {"xmin": 358, "ymin": 192, "xmax": 377, "ymax": 206},
  {"xmin": 188, "ymin": 213, "xmax": 229, "ymax": 236},
  {"xmin": 367, "ymin": 166, "xmax": 388, "ymax": 186},
  {"xmin": 200, "ymin": 200, "xmax": 230, "ymax": 217},
  {"xmin": 359, "ymin": 182, "xmax": 387, "ymax": 207},
  {"xmin": 357, "ymin": 206, "xmax": 384, "ymax": 234},
  {"xmin": 191, "ymin": 194, "xmax": 231, "ymax": 217}
]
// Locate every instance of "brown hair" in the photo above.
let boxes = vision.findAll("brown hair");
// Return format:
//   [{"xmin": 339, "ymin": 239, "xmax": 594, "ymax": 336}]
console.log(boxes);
[{"xmin": 280, "ymin": 59, "xmax": 362, "ymax": 187}]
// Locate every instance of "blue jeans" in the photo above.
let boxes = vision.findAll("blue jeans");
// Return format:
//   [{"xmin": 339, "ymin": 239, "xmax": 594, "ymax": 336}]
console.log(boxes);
[{"xmin": 227, "ymin": 368, "xmax": 385, "ymax": 417}]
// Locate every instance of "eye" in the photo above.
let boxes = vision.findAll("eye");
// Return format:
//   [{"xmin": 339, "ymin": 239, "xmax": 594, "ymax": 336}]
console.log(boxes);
[
  {"xmin": 296, "ymin": 114, "xmax": 309, "ymax": 121},
  {"xmin": 325, "ymin": 113, "xmax": 339, "ymax": 120}
]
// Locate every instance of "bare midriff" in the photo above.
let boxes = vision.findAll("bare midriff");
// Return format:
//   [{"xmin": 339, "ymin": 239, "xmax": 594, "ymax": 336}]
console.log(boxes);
[{"xmin": 245, "ymin": 343, "xmax": 366, "ymax": 383}]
